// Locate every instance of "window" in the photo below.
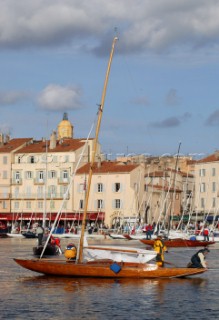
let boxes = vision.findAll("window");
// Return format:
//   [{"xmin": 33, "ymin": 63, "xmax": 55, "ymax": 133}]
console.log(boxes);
[
  {"xmin": 50, "ymin": 200, "xmax": 55, "ymax": 209},
  {"xmin": 2, "ymin": 201, "xmax": 7, "ymax": 209},
  {"xmin": 63, "ymin": 185, "xmax": 68, "ymax": 196},
  {"xmin": 14, "ymin": 202, "xmax": 19, "ymax": 209},
  {"xmin": 212, "ymin": 182, "xmax": 216, "ymax": 193},
  {"xmin": 49, "ymin": 170, "xmax": 56, "ymax": 179},
  {"xmin": 212, "ymin": 197, "xmax": 216, "ymax": 208},
  {"xmin": 49, "ymin": 185, "xmax": 56, "ymax": 198},
  {"xmin": 26, "ymin": 171, "xmax": 32, "ymax": 179},
  {"xmin": 114, "ymin": 183, "xmax": 121, "ymax": 192},
  {"xmin": 97, "ymin": 183, "xmax": 103, "ymax": 193},
  {"xmin": 14, "ymin": 187, "xmax": 19, "ymax": 198},
  {"xmin": 38, "ymin": 171, "xmax": 44, "ymax": 182},
  {"xmin": 18, "ymin": 156, "xmax": 21, "ymax": 163},
  {"xmin": 3, "ymin": 156, "xmax": 7, "ymax": 164},
  {"xmin": 3, "ymin": 171, "xmax": 7, "ymax": 179},
  {"xmin": 26, "ymin": 186, "xmax": 31, "ymax": 198},
  {"xmin": 200, "ymin": 183, "xmax": 206, "ymax": 193},
  {"xmin": 26, "ymin": 201, "xmax": 31, "ymax": 209},
  {"xmin": 79, "ymin": 199, "xmax": 84, "ymax": 209},
  {"xmin": 212, "ymin": 168, "xmax": 216, "ymax": 176},
  {"xmin": 63, "ymin": 170, "xmax": 68, "ymax": 179},
  {"xmin": 115, "ymin": 199, "xmax": 121, "ymax": 209},
  {"xmin": 37, "ymin": 186, "xmax": 44, "ymax": 198},
  {"xmin": 199, "ymin": 168, "xmax": 206, "ymax": 177},
  {"xmin": 97, "ymin": 199, "xmax": 103, "ymax": 209},
  {"xmin": 38, "ymin": 201, "xmax": 43, "ymax": 209},
  {"xmin": 200, "ymin": 198, "xmax": 205, "ymax": 208},
  {"xmin": 15, "ymin": 172, "xmax": 20, "ymax": 180},
  {"xmin": 30, "ymin": 156, "xmax": 35, "ymax": 163}
]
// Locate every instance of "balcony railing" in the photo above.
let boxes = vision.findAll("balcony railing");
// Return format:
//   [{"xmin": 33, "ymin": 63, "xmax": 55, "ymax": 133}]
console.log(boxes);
[
  {"xmin": 10, "ymin": 193, "xmax": 70, "ymax": 200},
  {"xmin": 0, "ymin": 193, "xmax": 11, "ymax": 199},
  {"xmin": 34, "ymin": 178, "xmax": 45, "ymax": 185},
  {"xmin": 11, "ymin": 179, "xmax": 23, "ymax": 185},
  {"xmin": 58, "ymin": 177, "xmax": 70, "ymax": 184}
]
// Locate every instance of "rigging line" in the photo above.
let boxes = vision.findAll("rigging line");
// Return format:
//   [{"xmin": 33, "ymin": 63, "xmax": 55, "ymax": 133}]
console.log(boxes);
[{"xmin": 39, "ymin": 115, "xmax": 97, "ymax": 259}]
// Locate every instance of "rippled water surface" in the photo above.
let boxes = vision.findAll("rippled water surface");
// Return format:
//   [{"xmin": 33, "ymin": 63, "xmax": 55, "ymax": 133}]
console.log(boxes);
[{"xmin": 0, "ymin": 237, "xmax": 219, "ymax": 320}]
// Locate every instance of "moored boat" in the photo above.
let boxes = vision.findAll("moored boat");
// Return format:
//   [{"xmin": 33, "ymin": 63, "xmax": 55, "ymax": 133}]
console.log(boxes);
[
  {"xmin": 140, "ymin": 238, "xmax": 215, "ymax": 247},
  {"xmin": 22, "ymin": 231, "xmax": 37, "ymax": 239},
  {"xmin": 33, "ymin": 243, "xmax": 61, "ymax": 256}
]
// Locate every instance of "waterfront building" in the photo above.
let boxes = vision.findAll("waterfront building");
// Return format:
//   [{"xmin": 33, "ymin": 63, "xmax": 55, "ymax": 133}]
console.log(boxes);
[
  {"xmin": 194, "ymin": 151, "xmax": 219, "ymax": 222},
  {"xmin": 0, "ymin": 136, "xmax": 33, "ymax": 216},
  {"xmin": 75, "ymin": 161, "xmax": 145, "ymax": 227}
]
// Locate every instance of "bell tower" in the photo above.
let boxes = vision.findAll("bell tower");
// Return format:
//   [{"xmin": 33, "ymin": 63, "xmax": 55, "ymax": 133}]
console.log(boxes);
[{"xmin": 57, "ymin": 113, "xmax": 73, "ymax": 139}]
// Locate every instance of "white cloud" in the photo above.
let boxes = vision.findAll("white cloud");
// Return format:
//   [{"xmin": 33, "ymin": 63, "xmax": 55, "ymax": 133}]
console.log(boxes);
[
  {"xmin": 1, "ymin": 0, "xmax": 219, "ymax": 59},
  {"xmin": 37, "ymin": 84, "xmax": 83, "ymax": 111}
]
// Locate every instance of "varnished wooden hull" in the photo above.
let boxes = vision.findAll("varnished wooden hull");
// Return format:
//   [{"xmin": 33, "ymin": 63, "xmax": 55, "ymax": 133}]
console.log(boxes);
[
  {"xmin": 14, "ymin": 258, "xmax": 206, "ymax": 278},
  {"xmin": 140, "ymin": 238, "xmax": 215, "ymax": 247}
]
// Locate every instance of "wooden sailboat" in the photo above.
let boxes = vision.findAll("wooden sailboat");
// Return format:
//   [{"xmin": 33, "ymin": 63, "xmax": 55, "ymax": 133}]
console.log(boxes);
[
  {"xmin": 14, "ymin": 37, "xmax": 207, "ymax": 278},
  {"xmin": 140, "ymin": 238, "xmax": 215, "ymax": 248}
]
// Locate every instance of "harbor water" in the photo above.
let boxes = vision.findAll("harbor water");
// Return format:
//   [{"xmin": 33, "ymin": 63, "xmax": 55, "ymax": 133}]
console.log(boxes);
[{"xmin": 0, "ymin": 236, "xmax": 219, "ymax": 320}]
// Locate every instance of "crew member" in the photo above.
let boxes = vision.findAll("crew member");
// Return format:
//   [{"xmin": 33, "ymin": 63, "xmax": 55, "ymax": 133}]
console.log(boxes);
[
  {"xmin": 188, "ymin": 248, "xmax": 209, "ymax": 268},
  {"xmin": 64, "ymin": 243, "xmax": 77, "ymax": 261},
  {"xmin": 153, "ymin": 237, "xmax": 167, "ymax": 267},
  {"xmin": 36, "ymin": 223, "xmax": 44, "ymax": 246}
]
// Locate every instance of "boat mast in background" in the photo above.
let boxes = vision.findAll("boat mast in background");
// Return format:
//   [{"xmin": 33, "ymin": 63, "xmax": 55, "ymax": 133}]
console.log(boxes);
[{"xmin": 78, "ymin": 36, "xmax": 118, "ymax": 263}]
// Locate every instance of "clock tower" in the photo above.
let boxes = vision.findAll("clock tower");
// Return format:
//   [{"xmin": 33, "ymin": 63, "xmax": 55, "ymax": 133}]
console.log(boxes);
[{"xmin": 57, "ymin": 113, "xmax": 73, "ymax": 139}]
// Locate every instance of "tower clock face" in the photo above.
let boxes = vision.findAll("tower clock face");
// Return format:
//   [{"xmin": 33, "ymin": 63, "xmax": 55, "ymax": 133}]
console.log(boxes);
[{"xmin": 62, "ymin": 128, "xmax": 67, "ymax": 135}]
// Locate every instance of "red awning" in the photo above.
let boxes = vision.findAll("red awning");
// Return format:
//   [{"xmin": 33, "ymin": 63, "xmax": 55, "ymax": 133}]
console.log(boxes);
[{"xmin": 0, "ymin": 212, "xmax": 105, "ymax": 221}]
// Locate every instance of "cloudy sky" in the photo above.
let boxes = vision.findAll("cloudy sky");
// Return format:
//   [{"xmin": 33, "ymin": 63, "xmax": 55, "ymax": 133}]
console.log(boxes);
[{"xmin": 1, "ymin": 0, "xmax": 219, "ymax": 159}]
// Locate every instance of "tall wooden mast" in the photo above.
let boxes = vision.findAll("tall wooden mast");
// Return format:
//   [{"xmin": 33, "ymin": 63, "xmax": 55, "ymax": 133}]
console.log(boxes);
[{"xmin": 78, "ymin": 36, "xmax": 118, "ymax": 263}]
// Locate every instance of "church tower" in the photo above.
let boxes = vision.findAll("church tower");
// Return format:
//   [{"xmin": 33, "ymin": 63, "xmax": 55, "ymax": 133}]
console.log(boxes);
[{"xmin": 57, "ymin": 113, "xmax": 73, "ymax": 139}]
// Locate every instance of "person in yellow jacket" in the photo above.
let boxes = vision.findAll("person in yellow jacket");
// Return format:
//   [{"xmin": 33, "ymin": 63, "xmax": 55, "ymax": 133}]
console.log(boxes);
[{"xmin": 153, "ymin": 237, "xmax": 167, "ymax": 267}]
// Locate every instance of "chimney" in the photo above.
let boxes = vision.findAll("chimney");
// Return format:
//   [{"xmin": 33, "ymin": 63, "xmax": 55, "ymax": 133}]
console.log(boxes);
[
  {"xmin": 97, "ymin": 156, "xmax": 101, "ymax": 168},
  {"xmin": 5, "ymin": 134, "xmax": 10, "ymax": 143},
  {"xmin": 0, "ymin": 133, "xmax": 4, "ymax": 145},
  {"xmin": 49, "ymin": 131, "xmax": 57, "ymax": 150}
]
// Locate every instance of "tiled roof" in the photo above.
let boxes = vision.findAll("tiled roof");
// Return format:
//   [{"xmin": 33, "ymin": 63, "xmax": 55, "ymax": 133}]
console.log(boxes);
[
  {"xmin": 14, "ymin": 138, "xmax": 85, "ymax": 153},
  {"xmin": 197, "ymin": 153, "xmax": 219, "ymax": 163},
  {"xmin": 76, "ymin": 161, "xmax": 139, "ymax": 174},
  {"xmin": 0, "ymin": 138, "xmax": 33, "ymax": 153}
]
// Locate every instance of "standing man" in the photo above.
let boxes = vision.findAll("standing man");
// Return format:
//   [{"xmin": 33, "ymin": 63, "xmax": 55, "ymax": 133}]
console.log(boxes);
[
  {"xmin": 146, "ymin": 224, "xmax": 153, "ymax": 239},
  {"xmin": 36, "ymin": 223, "xmax": 44, "ymax": 246},
  {"xmin": 203, "ymin": 226, "xmax": 209, "ymax": 241},
  {"xmin": 153, "ymin": 237, "xmax": 167, "ymax": 267}
]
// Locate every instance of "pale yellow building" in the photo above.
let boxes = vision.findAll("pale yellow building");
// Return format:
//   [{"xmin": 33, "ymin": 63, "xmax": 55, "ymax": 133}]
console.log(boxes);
[
  {"xmin": 75, "ymin": 161, "xmax": 146, "ymax": 227},
  {"xmin": 194, "ymin": 152, "xmax": 219, "ymax": 220}
]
